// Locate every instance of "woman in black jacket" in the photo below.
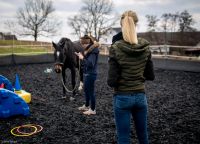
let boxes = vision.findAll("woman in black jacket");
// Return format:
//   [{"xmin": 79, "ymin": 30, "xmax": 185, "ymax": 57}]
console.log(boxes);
[
  {"xmin": 107, "ymin": 10, "xmax": 154, "ymax": 144},
  {"xmin": 76, "ymin": 35, "xmax": 99, "ymax": 115}
]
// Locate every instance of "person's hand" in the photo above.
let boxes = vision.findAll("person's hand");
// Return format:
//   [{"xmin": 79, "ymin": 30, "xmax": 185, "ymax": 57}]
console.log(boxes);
[{"xmin": 75, "ymin": 52, "xmax": 84, "ymax": 60}]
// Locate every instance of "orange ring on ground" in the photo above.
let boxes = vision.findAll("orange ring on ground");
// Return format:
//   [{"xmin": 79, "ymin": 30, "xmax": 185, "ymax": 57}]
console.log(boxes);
[
  {"xmin": 16, "ymin": 124, "xmax": 42, "ymax": 135},
  {"xmin": 11, "ymin": 125, "xmax": 37, "ymax": 137},
  {"xmin": 11, "ymin": 124, "xmax": 43, "ymax": 137}
]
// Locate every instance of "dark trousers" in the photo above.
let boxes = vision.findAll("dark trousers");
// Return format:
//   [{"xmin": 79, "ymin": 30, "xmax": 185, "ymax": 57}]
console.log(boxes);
[{"xmin": 84, "ymin": 74, "xmax": 97, "ymax": 110}]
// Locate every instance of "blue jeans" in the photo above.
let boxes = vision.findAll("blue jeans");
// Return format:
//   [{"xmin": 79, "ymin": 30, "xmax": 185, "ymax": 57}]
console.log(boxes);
[
  {"xmin": 84, "ymin": 74, "xmax": 97, "ymax": 110},
  {"xmin": 113, "ymin": 93, "xmax": 148, "ymax": 144}
]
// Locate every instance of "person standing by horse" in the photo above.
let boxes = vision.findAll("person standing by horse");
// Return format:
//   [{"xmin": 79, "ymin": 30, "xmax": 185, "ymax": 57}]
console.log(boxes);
[
  {"xmin": 75, "ymin": 35, "xmax": 99, "ymax": 115},
  {"xmin": 107, "ymin": 10, "xmax": 155, "ymax": 144}
]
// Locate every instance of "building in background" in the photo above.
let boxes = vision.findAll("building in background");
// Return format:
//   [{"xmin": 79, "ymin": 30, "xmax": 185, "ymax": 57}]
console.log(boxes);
[
  {"xmin": 0, "ymin": 32, "xmax": 17, "ymax": 40},
  {"xmin": 99, "ymin": 28, "xmax": 200, "ymax": 56}
]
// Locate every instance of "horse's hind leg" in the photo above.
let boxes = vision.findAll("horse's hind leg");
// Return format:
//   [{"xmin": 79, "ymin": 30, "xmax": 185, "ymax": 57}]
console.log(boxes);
[{"xmin": 62, "ymin": 69, "xmax": 66, "ymax": 98}]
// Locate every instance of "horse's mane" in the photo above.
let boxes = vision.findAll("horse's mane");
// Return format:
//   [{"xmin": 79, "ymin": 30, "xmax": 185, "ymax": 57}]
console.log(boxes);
[
  {"xmin": 57, "ymin": 37, "xmax": 83, "ymax": 65},
  {"xmin": 58, "ymin": 37, "xmax": 83, "ymax": 52},
  {"xmin": 58, "ymin": 38, "xmax": 71, "ymax": 47}
]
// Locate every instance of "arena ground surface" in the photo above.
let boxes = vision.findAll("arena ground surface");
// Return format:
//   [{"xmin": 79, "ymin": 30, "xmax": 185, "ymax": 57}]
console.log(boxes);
[{"xmin": 0, "ymin": 63, "xmax": 200, "ymax": 144}]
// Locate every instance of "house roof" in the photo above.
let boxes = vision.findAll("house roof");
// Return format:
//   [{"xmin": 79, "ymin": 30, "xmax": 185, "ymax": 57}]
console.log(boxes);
[{"xmin": 0, "ymin": 32, "xmax": 17, "ymax": 40}]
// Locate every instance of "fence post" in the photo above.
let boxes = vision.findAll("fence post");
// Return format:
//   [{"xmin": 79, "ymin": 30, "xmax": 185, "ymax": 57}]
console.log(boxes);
[{"xmin": 11, "ymin": 36, "xmax": 16, "ymax": 65}]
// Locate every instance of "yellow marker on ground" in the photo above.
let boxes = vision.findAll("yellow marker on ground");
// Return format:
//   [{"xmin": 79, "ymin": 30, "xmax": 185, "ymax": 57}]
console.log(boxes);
[
  {"xmin": 14, "ymin": 74, "xmax": 31, "ymax": 103},
  {"xmin": 14, "ymin": 90, "xmax": 31, "ymax": 103}
]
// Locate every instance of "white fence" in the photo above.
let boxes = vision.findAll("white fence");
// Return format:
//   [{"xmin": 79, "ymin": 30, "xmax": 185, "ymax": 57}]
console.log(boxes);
[
  {"xmin": 0, "ymin": 44, "xmax": 200, "ymax": 66},
  {"xmin": 99, "ymin": 44, "xmax": 200, "ymax": 59}
]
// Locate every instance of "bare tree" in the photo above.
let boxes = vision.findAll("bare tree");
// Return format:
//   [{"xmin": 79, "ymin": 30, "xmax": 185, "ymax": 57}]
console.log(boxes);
[
  {"xmin": 68, "ymin": 0, "xmax": 116, "ymax": 41},
  {"xmin": 68, "ymin": 13, "xmax": 93, "ymax": 38},
  {"xmin": 170, "ymin": 12, "xmax": 179, "ymax": 32},
  {"xmin": 160, "ymin": 13, "xmax": 171, "ymax": 44},
  {"xmin": 161, "ymin": 13, "xmax": 171, "ymax": 32},
  {"xmin": 146, "ymin": 15, "xmax": 159, "ymax": 32},
  {"xmin": 160, "ymin": 12, "xmax": 180, "ymax": 42},
  {"xmin": 178, "ymin": 10, "xmax": 196, "ymax": 32},
  {"xmin": 161, "ymin": 13, "xmax": 180, "ymax": 32},
  {"xmin": 17, "ymin": 0, "xmax": 60, "ymax": 41}
]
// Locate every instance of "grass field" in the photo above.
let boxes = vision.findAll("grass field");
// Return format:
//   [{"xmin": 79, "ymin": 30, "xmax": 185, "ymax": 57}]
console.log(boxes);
[
  {"xmin": 0, "ymin": 47, "xmax": 50, "ymax": 54},
  {"xmin": 0, "ymin": 40, "xmax": 50, "ymax": 46},
  {"xmin": 0, "ymin": 40, "xmax": 52, "ymax": 54}
]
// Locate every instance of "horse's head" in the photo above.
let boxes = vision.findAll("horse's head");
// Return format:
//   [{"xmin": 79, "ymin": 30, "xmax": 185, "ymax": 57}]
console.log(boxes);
[
  {"xmin": 52, "ymin": 38, "xmax": 80, "ymax": 73},
  {"xmin": 52, "ymin": 40, "xmax": 66, "ymax": 73}
]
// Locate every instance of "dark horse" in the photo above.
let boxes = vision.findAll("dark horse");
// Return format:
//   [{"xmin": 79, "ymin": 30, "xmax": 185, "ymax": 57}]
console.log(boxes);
[{"xmin": 52, "ymin": 38, "xmax": 84, "ymax": 100}]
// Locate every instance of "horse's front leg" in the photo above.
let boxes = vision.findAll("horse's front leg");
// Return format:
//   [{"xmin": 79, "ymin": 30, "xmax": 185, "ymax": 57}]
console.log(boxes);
[
  {"xmin": 62, "ymin": 69, "xmax": 66, "ymax": 98},
  {"xmin": 70, "ymin": 67, "xmax": 76, "ymax": 100},
  {"xmin": 78, "ymin": 60, "xmax": 84, "ymax": 91}
]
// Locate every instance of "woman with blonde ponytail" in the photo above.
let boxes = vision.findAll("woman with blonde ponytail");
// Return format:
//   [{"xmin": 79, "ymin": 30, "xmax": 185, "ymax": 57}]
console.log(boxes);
[
  {"xmin": 121, "ymin": 11, "xmax": 138, "ymax": 44},
  {"xmin": 107, "ymin": 10, "xmax": 155, "ymax": 144}
]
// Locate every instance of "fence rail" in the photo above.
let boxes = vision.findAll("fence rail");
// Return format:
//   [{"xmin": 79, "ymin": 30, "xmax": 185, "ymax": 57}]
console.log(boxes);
[
  {"xmin": 100, "ymin": 44, "xmax": 200, "ymax": 57},
  {"xmin": 0, "ymin": 44, "xmax": 200, "ymax": 61},
  {"xmin": 150, "ymin": 45, "xmax": 200, "ymax": 48},
  {"xmin": 0, "ymin": 54, "xmax": 200, "ymax": 72},
  {"xmin": 0, "ymin": 45, "xmax": 52, "ymax": 48}
]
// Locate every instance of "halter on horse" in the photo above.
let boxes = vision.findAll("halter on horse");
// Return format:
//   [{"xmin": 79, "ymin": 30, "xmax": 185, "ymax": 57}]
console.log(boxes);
[{"xmin": 52, "ymin": 38, "xmax": 84, "ymax": 99}]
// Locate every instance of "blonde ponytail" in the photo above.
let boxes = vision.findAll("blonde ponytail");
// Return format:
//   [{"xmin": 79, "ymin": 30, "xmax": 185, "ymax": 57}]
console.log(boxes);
[{"xmin": 121, "ymin": 11, "xmax": 138, "ymax": 45}]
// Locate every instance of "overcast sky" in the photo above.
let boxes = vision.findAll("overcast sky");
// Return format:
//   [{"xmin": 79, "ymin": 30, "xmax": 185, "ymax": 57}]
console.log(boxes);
[{"xmin": 0, "ymin": 0, "xmax": 200, "ymax": 42}]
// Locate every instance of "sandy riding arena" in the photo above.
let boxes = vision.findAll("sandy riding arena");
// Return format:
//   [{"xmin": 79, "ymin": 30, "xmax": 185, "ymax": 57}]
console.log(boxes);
[{"xmin": 0, "ymin": 62, "xmax": 200, "ymax": 144}]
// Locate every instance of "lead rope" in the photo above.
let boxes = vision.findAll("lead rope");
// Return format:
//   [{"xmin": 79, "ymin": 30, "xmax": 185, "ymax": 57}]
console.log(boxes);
[{"xmin": 60, "ymin": 59, "xmax": 81, "ymax": 93}]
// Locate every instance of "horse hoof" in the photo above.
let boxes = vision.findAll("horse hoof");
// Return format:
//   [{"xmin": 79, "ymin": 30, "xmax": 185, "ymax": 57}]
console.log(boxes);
[
  {"xmin": 78, "ymin": 82, "xmax": 83, "ymax": 91},
  {"xmin": 69, "ymin": 97, "xmax": 75, "ymax": 101}
]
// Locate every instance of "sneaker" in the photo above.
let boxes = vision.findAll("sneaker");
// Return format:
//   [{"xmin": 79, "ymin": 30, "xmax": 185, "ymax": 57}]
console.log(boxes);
[
  {"xmin": 83, "ymin": 108, "xmax": 96, "ymax": 115},
  {"xmin": 69, "ymin": 96, "xmax": 75, "ymax": 101},
  {"xmin": 78, "ymin": 105, "xmax": 89, "ymax": 111}
]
